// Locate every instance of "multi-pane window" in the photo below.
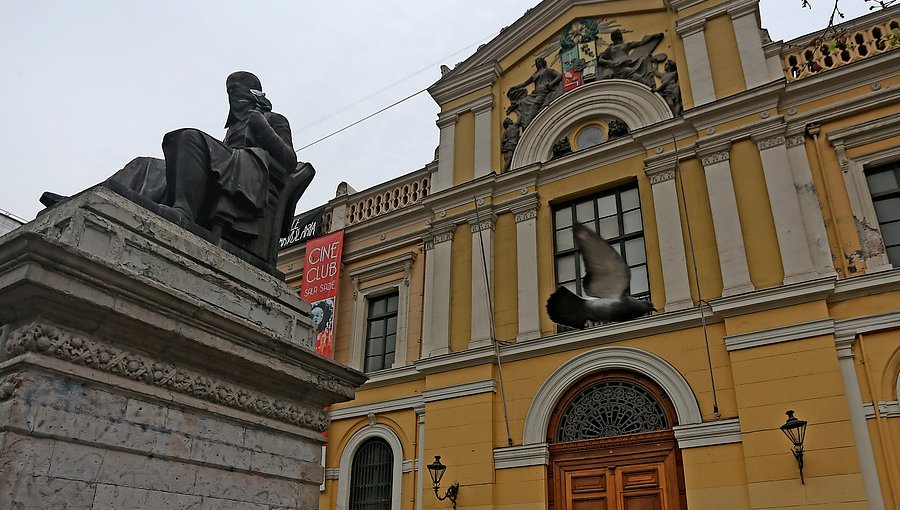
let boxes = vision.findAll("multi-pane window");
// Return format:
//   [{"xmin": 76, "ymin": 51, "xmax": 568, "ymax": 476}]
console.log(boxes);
[
  {"xmin": 866, "ymin": 162, "xmax": 900, "ymax": 266},
  {"xmin": 364, "ymin": 292, "xmax": 399, "ymax": 372},
  {"xmin": 552, "ymin": 184, "xmax": 649, "ymax": 299},
  {"xmin": 349, "ymin": 438, "xmax": 393, "ymax": 510}
]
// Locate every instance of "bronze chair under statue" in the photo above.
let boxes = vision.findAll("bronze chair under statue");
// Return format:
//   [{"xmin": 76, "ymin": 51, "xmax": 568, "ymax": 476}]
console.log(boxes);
[{"xmin": 41, "ymin": 71, "xmax": 313, "ymax": 275}]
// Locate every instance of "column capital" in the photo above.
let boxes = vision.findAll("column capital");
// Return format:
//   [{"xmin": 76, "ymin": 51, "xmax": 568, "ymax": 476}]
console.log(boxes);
[
  {"xmin": 510, "ymin": 196, "xmax": 540, "ymax": 223},
  {"xmin": 753, "ymin": 134, "xmax": 788, "ymax": 151},
  {"xmin": 436, "ymin": 112, "xmax": 459, "ymax": 129},
  {"xmin": 700, "ymin": 150, "xmax": 730, "ymax": 166},
  {"xmin": 469, "ymin": 213, "xmax": 497, "ymax": 233},
  {"xmin": 785, "ymin": 134, "xmax": 806, "ymax": 148}
]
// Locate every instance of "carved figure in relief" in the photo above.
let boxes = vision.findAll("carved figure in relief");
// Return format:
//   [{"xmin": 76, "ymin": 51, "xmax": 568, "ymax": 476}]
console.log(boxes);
[
  {"xmin": 651, "ymin": 60, "xmax": 683, "ymax": 116},
  {"xmin": 501, "ymin": 117, "xmax": 521, "ymax": 172},
  {"xmin": 506, "ymin": 57, "xmax": 564, "ymax": 132},
  {"xmin": 596, "ymin": 29, "xmax": 666, "ymax": 87}
]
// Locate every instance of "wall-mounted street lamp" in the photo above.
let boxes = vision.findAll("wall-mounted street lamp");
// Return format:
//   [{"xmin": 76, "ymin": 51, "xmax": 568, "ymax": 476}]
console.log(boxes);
[
  {"xmin": 427, "ymin": 456, "xmax": 459, "ymax": 509},
  {"xmin": 780, "ymin": 409, "xmax": 808, "ymax": 484}
]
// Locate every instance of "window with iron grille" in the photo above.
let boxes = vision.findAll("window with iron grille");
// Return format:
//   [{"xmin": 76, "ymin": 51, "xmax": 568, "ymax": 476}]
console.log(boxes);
[
  {"xmin": 364, "ymin": 292, "xmax": 399, "ymax": 372},
  {"xmin": 349, "ymin": 437, "xmax": 393, "ymax": 510},
  {"xmin": 552, "ymin": 183, "xmax": 650, "ymax": 302},
  {"xmin": 866, "ymin": 162, "xmax": 900, "ymax": 266}
]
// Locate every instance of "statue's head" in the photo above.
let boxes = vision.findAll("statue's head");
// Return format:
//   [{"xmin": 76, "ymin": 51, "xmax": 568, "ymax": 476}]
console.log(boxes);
[
  {"xmin": 610, "ymin": 29, "xmax": 623, "ymax": 43},
  {"xmin": 503, "ymin": 117, "xmax": 514, "ymax": 128},
  {"xmin": 534, "ymin": 57, "xmax": 547, "ymax": 69},
  {"xmin": 226, "ymin": 71, "xmax": 262, "ymax": 94},
  {"xmin": 665, "ymin": 60, "xmax": 677, "ymax": 72}
]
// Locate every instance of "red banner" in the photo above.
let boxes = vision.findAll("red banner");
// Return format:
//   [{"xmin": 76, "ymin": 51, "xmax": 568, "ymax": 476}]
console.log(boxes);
[{"xmin": 301, "ymin": 230, "xmax": 344, "ymax": 359}]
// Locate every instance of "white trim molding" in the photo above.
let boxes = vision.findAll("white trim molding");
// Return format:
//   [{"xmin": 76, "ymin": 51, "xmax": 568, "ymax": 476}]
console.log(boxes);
[
  {"xmin": 523, "ymin": 346, "xmax": 702, "ymax": 445},
  {"xmin": 347, "ymin": 252, "xmax": 416, "ymax": 371},
  {"xmin": 493, "ymin": 443, "xmax": 550, "ymax": 470},
  {"xmin": 724, "ymin": 318, "xmax": 835, "ymax": 351},
  {"xmin": 511, "ymin": 80, "xmax": 673, "ymax": 169},
  {"xmin": 672, "ymin": 418, "xmax": 742, "ymax": 449},
  {"xmin": 863, "ymin": 401, "xmax": 900, "ymax": 419},
  {"xmin": 336, "ymin": 424, "xmax": 405, "ymax": 510},
  {"xmin": 423, "ymin": 379, "xmax": 496, "ymax": 403}
]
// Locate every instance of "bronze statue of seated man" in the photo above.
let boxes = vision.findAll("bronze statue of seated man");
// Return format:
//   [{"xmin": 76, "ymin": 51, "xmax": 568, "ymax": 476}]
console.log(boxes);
[{"xmin": 42, "ymin": 71, "xmax": 314, "ymax": 271}]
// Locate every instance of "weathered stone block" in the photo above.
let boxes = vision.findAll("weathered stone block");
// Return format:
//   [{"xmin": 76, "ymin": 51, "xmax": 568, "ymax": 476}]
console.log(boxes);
[{"xmin": 0, "ymin": 188, "xmax": 366, "ymax": 509}]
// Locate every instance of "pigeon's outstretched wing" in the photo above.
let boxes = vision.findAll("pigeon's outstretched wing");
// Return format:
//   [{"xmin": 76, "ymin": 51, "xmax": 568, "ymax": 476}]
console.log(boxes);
[
  {"xmin": 546, "ymin": 286, "xmax": 591, "ymax": 329},
  {"xmin": 573, "ymin": 223, "xmax": 630, "ymax": 299}
]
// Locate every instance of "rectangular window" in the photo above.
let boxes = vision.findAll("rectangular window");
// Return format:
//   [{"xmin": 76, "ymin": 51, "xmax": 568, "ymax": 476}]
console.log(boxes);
[
  {"xmin": 364, "ymin": 292, "xmax": 399, "ymax": 372},
  {"xmin": 552, "ymin": 183, "xmax": 650, "ymax": 302},
  {"xmin": 866, "ymin": 162, "xmax": 900, "ymax": 266}
]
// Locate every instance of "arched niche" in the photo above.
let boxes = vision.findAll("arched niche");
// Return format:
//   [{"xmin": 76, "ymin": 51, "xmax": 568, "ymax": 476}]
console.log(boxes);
[
  {"xmin": 522, "ymin": 346, "xmax": 702, "ymax": 445},
  {"xmin": 336, "ymin": 424, "xmax": 404, "ymax": 510},
  {"xmin": 510, "ymin": 79, "xmax": 673, "ymax": 169}
]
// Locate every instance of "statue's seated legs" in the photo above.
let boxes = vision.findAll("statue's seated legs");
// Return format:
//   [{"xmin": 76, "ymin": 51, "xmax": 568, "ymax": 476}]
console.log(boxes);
[{"xmin": 162, "ymin": 129, "xmax": 212, "ymax": 225}]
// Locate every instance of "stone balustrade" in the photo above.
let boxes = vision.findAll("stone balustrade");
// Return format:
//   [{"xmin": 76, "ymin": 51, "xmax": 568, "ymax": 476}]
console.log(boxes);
[{"xmin": 782, "ymin": 15, "xmax": 899, "ymax": 82}]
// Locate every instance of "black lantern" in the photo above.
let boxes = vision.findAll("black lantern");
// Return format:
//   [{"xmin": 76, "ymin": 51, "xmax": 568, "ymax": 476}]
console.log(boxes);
[
  {"xmin": 427, "ymin": 456, "xmax": 459, "ymax": 509},
  {"xmin": 780, "ymin": 409, "xmax": 808, "ymax": 484}
]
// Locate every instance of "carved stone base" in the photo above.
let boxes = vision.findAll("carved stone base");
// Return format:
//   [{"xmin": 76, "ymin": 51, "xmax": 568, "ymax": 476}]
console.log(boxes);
[{"xmin": 0, "ymin": 188, "xmax": 366, "ymax": 509}]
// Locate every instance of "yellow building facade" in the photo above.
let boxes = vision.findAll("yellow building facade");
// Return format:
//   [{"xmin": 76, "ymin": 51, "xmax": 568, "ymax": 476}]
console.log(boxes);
[{"xmin": 278, "ymin": 1, "xmax": 900, "ymax": 508}]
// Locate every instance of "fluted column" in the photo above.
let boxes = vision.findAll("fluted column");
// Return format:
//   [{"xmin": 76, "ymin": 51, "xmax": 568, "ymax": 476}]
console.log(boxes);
[
  {"xmin": 434, "ymin": 114, "xmax": 458, "ymax": 193},
  {"xmin": 754, "ymin": 133, "xmax": 818, "ymax": 284},
  {"xmin": 470, "ymin": 211, "xmax": 496, "ymax": 349},
  {"xmin": 645, "ymin": 158, "xmax": 693, "ymax": 311},
  {"xmin": 512, "ymin": 201, "xmax": 541, "ymax": 341},
  {"xmin": 422, "ymin": 226, "xmax": 454, "ymax": 357},
  {"xmin": 699, "ymin": 145, "xmax": 755, "ymax": 296}
]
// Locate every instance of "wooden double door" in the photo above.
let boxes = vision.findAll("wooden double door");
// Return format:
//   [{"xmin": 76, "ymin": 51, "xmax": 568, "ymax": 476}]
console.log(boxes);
[{"xmin": 549, "ymin": 430, "xmax": 686, "ymax": 510}]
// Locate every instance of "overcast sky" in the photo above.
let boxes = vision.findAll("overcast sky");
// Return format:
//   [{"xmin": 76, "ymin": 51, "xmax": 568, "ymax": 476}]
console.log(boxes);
[{"xmin": 0, "ymin": 0, "xmax": 873, "ymax": 223}]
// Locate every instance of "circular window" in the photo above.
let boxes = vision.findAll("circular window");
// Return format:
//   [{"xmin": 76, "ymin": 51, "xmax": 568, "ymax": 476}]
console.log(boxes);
[{"xmin": 575, "ymin": 125, "xmax": 604, "ymax": 150}]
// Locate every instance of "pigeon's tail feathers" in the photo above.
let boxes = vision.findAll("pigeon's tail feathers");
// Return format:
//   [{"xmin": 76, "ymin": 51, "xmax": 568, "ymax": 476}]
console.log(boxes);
[{"xmin": 546, "ymin": 286, "xmax": 590, "ymax": 329}]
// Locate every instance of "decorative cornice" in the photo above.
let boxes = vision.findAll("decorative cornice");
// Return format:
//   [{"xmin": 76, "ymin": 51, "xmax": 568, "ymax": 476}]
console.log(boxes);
[
  {"xmin": 549, "ymin": 430, "xmax": 675, "ymax": 453},
  {"xmin": 672, "ymin": 418, "xmax": 742, "ymax": 449},
  {"xmin": 6, "ymin": 323, "xmax": 331, "ymax": 431},
  {"xmin": 709, "ymin": 276, "xmax": 836, "ymax": 317},
  {"xmin": 429, "ymin": 62, "xmax": 500, "ymax": 106},
  {"xmin": 423, "ymin": 379, "xmax": 496, "ymax": 403},
  {"xmin": 827, "ymin": 111, "xmax": 900, "ymax": 151},
  {"xmin": 347, "ymin": 252, "xmax": 417, "ymax": 285},
  {"xmin": 329, "ymin": 395, "xmax": 422, "ymax": 421},
  {"xmin": 666, "ymin": 0, "xmax": 706, "ymax": 12},
  {"xmin": 834, "ymin": 310, "xmax": 900, "ymax": 343},
  {"xmin": 863, "ymin": 401, "xmax": 900, "ymax": 419},
  {"xmin": 755, "ymin": 135, "xmax": 787, "ymax": 151},
  {"xmin": 724, "ymin": 318, "xmax": 835, "ymax": 351},
  {"xmin": 493, "ymin": 443, "xmax": 550, "ymax": 469}
]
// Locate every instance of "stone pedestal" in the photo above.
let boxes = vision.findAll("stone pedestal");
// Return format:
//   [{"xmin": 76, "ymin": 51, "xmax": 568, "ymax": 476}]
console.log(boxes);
[{"xmin": 0, "ymin": 187, "xmax": 366, "ymax": 509}]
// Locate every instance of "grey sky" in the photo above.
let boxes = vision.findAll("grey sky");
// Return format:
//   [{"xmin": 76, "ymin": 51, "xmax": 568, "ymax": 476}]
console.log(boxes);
[{"xmin": 0, "ymin": 1, "xmax": 872, "ymax": 222}]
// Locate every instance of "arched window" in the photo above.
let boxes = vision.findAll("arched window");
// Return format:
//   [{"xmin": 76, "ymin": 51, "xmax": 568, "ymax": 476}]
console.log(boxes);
[
  {"xmin": 556, "ymin": 380, "xmax": 668, "ymax": 442},
  {"xmin": 548, "ymin": 370, "xmax": 677, "ymax": 444},
  {"xmin": 349, "ymin": 437, "xmax": 393, "ymax": 510}
]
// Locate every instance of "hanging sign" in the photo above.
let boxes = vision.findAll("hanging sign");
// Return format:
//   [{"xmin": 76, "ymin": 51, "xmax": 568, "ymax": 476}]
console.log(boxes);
[{"xmin": 300, "ymin": 230, "xmax": 344, "ymax": 358}]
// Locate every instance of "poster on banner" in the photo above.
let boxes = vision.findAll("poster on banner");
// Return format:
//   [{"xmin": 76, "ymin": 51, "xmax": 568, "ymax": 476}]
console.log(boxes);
[{"xmin": 301, "ymin": 230, "xmax": 344, "ymax": 359}]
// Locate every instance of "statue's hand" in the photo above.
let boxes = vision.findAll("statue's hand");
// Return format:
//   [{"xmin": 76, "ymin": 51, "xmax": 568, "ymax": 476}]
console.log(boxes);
[{"xmin": 247, "ymin": 109, "xmax": 268, "ymax": 131}]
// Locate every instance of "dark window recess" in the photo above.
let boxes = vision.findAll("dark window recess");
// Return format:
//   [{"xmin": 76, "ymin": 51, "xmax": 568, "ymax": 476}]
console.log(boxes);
[
  {"xmin": 552, "ymin": 184, "xmax": 650, "ymax": 301},
  {"xmin": 364, "ymin": 292, "xmax": 399, "ymax": 372},
  {"xmin": 866, "ymin": 162, "xmax": 900, "ymax": 266},
  {"xmin": 349, "ymin": 437, "xmax": 393, "ymax": 510}
]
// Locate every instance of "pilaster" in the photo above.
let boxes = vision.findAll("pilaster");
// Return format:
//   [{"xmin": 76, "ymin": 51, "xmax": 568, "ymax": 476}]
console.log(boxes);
[
  {"xmin": 473, "ymin": 97, "xmax": 495, "ymax": 178},
  {"xmin": 753, "ymin": 132, "xmax": 818, "ymax": 284},
  {"xmin": 644, "ymin": 154, "xmax": 693, "ymax": 311},
  {"xmin": 469, "ymin": 210, "xmax": 497, "ymax": 349},
  {"xmin": 698, "ymin": 144, "xmax": 755, "ymax": 296},
  {"xmin": 512, "ymin": 198, "xmax": 541, "ymax": 341},
  {"xmin": 676, "ymin": 20, "xmax": 716, "ymax": 106},
  {"xmin": 434, "ymin": 114, "xmax": 458, "ymax": 193},
  {"xmin": 422, "ymin": 224, "xmax": 455, "ymax": 357},
  {"xmin": 785, "ymin": 132, "xmax": 835, "ymax": 276},
  {"xmin": 729, "ymin": 0, "xmax": 771, "ymax": 88}
]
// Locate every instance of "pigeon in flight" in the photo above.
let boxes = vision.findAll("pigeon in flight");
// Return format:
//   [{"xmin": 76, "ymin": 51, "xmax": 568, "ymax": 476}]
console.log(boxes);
[{"xmin": 546, "ymin": 223, "xmax": 655, "ymax": 328}]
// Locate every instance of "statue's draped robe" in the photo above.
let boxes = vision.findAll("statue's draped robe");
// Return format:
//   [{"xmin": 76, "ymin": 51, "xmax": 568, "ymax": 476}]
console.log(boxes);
[{"xmin": 108, "ymin": 111, "xmax": 296, "ymax": 240}]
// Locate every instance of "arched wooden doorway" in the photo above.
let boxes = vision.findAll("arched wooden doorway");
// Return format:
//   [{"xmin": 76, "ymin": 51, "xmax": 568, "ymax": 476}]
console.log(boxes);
[{"xmin": 547, "ymin": 370, "xmax": 687, "ymax": 510}]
